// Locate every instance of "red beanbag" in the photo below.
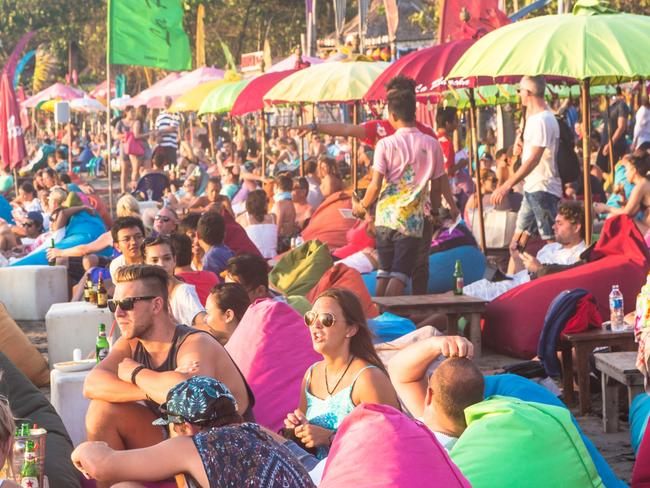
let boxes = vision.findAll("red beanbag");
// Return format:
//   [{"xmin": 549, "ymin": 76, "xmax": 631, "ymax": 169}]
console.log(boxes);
[
  {"xmin": 305, "ymin": 263, "xmax": 379, "ymax": 318},
  {"xmin": 225, "ymin": 298, "xmax": 319, "ymax": 431},
  {"xmin": 301, "ymin": 191, "xmax": 355, "ymax": 251},
  {"xmin": 320, "ymin": 403, "xmax": 471, "ymax": 488}
]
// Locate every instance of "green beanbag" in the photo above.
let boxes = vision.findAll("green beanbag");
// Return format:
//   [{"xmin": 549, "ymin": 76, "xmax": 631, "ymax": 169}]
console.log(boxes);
[
  {"xmin": 269, "ymin": 240, "xmax": 333, "ymax": 297},
  {"xmin": 450, "ymin": 396, "xmax": 604, "ymax": 488}
]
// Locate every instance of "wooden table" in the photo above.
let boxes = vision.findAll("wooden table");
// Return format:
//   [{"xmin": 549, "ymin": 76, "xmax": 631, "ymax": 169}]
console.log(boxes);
[
  {"xmin": 372, "ymin": 293, "xmax": 486, "ymax": 357},
  {"xmin": 594, "ymin": 351, "xmax": 644, "ymax": 433},
  {"xmin": 559, "ymin": 328, "xmax": 636, "ymax": 415}
]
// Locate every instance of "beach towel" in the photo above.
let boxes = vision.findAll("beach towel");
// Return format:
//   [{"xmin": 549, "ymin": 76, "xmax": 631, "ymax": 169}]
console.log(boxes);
[
  {"xmin": 306, "ymin": 263, "xmax": 379, "ymax": 318},
  {"xmin": 485, "ymin": 215, "xmax": 650, "ymax": 358},
  {"xmin": 484, "ymin": 375, "xmax": 625, "ymax": 488},
  {"xmin": 269, "ymin": 240, "xmax": 333, "ymax": 297},
  {"xmin": 450, "ymin": 396, "xmax": 604, "ymax": 488},
  {"xmin": 301, "ymin": 191, "xmax": 356, "ymax": 251},
  {"xmin": 225, "ymin": 298, "xmax": 319, "ymax": 431},
  {"xmin": 319, "ymin": 403, "xmax": 470, "ymax": 488}
]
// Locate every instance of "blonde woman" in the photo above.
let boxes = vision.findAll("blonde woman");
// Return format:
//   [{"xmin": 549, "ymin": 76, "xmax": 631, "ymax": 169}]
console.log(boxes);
[{"xmin": 0, "ymin": 391, "xmax": 19, "ymax": 488}]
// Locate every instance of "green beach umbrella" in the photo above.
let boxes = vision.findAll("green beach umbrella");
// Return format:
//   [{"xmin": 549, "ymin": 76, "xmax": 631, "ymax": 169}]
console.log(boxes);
[
  {"xmin": 447, "ymin": 0, "xmax": 650, "ymax": 245},
  {"xmin": 198, "ymin": 79, "xmax": 251, "ymax": 115}
]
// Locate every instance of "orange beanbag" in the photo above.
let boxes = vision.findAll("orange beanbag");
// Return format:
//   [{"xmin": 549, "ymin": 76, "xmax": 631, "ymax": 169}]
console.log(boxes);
[
  {"xmin": 306, "ymin": 263, "xmax": 379, "ymax": 318},
  {"xmin": 301, "ymin": 191, "xmax": 355, "ymax": 251}
]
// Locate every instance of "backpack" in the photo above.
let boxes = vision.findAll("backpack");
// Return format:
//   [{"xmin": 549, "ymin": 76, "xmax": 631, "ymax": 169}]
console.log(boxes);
[{"xmin": 555, "ymin": 114, "xmax": 580, "ymax": 185}]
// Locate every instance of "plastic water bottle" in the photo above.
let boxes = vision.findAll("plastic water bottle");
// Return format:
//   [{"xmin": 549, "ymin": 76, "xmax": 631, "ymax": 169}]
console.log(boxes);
[{"xmin": 609, "ymin": 285, "xmax": 625, "ymax": 332}]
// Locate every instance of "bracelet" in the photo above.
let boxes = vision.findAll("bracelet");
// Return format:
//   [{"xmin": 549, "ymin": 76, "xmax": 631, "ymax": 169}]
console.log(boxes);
[{"xmin": 131, "ymin": 365, "xmax": 146, "ymax": 385}]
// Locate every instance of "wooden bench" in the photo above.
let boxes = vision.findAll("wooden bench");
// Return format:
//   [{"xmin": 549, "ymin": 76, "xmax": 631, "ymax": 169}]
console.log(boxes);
[
  {"xmin": 594, "ymin": 351, "xmax": 644, "ymax": 433},
  {"xmin": 372, "ymin": 293, "xmax": 486, "ymax": 357},
  {"xmin": 559, "ymin": 327, "xmax": 636, "ymax": 415}
]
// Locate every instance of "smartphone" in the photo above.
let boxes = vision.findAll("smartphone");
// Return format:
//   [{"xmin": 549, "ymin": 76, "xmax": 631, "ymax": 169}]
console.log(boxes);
[{"xmin": 516, "ymin": 231, "xmax": 531, "ymax": 253}]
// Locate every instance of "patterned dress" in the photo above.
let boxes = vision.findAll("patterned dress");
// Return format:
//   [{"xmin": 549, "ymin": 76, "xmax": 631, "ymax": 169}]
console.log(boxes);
[{"xmin": 192, "ymin": 423, "xmax": 315, "ymax": 488}]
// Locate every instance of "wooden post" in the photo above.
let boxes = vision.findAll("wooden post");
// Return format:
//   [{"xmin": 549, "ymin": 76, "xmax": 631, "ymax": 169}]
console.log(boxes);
[
  {"xmin": 105, "ymin": 0, "xmax": 114, "ymax": 215},
  {"xmin": 352, "ymin": 101, "xmax": 359, "ymax": 190},
  {"xmin": 67, "ymin": 121, "xmax": 73, "ymax": 176},
  {"xmin": 298, "ymin": 103, "xmax": 305, "ymax": 176},
  {"xmin": 581, "ymin": 80, "xmax": 593, "ymax": 246},
  {"xmin": 261, "ymin": 110, "xmax": 267, "ymax": 177},
  {"xmin": 469, "ymin": 89, "xmax": 486, "ymax": 253},
  {"xmin": 207, "ymin": 114, "xmax": 215, "ymax": 159},
  {"xmin": 604, "ymin": 89, "xmax": 615, "ymax": 175}
]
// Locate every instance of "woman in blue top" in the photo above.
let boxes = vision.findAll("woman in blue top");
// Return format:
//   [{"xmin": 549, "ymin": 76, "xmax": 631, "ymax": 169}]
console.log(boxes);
[{"xmin": 284, "ymin": 288, "xmax": 400, "ymax": 458}]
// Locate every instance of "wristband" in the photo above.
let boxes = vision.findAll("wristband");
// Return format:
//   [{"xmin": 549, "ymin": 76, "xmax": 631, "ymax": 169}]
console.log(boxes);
[{"xmin": 131, "ymin": 365, "xmax": 146, "ymax": 385}]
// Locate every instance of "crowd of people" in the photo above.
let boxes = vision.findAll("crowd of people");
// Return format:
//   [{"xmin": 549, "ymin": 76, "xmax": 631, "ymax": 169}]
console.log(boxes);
[{"xmin": 2, "ymin": 71, "xmax": 650, "ymax": 486}]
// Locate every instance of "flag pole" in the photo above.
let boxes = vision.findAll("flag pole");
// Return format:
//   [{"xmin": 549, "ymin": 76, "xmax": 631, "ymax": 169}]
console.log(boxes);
[{"xmin": 106, "ymin": 0, "xmax": 114, "ymax": 216}]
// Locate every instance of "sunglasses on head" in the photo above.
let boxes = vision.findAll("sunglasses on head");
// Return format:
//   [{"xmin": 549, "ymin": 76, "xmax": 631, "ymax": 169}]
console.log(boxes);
[
  {"xmin": 304, "ymin": 311, "xmax": 337, "ymax": 328},
  {"xmin": 107, "ymin": 296, "xmax": 156, "ymax": 312}
]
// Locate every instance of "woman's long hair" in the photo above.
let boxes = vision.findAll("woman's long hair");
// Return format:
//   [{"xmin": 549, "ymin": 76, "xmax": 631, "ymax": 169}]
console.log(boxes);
[{"xmin": 315, "ymin": 288, "xmax": 386, "ymax": 373}]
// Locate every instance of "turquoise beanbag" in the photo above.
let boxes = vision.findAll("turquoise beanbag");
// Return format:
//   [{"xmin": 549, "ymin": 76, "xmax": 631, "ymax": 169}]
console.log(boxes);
[
  {"xmin": 368, "ymin": 312, "xmax": 417, "ymax": 344},
  {"xmin": 0, "ymin": 195, "xmax": 14, "ymax": 224},
  {"xmin": 362, "ymin": 245, "xmax": 486, "ymax": 296}
]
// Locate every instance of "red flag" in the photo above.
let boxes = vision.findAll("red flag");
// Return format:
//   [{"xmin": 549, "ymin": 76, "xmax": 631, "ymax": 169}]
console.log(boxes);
[
  {"xmin": 0, "ymin": 73, "xmax": 27, "ymax": 169},
  {"xmin": 439, "ymin": 0, "xmax": 510, "ymax": 43},
  {"xmin": 0, "ymin": 32, "xmax": 34, "ymax": 170}
]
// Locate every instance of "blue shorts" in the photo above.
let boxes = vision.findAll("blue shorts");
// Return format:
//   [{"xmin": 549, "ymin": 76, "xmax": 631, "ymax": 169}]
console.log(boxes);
[
  {"xmin": 375, "ymin": 226, "xmax": 420, "ymax": 284},
  {"xmin": 515, "ymin": 191, "xmax": 560, "ymax": 240}
]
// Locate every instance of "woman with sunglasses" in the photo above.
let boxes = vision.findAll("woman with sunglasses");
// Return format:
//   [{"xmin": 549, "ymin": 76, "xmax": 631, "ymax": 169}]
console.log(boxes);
[{"xmin": 284, "ymin": 288, "xmax": 400, "ymax": 459}]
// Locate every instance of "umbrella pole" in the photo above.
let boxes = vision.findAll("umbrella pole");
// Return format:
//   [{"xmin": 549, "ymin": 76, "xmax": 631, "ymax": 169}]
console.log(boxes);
[
  {"xmin": 604, "ymin": 89, "xmax": 615, "ymax": 175},
  {"xmin": 207, "ymin": 114, "xmax": 215, "ymax": 159},
  {"xmin": 298, "ymin": 103, "xmax": 305, "ymax": 176},
  {"xmin": 106, "ymin": 62, "xmax": 113, "ymax": 216},
  {"xmin": 352, "ymin": 101, "xmax": 358, "ymax": 190},
  {"xmin": 469, "ymin": 89, "xmax": 486, "ymax": 253},
  {"xmin": 13, "ymin": 168, "xmax": 19, "ymax": 196},
  {"xmin": 261, "ymin": 110, "xmax": 267, "ymax": 177},
  {"xmin": 581, "ymin": 80, "xmax": 593, "ymax": 246}
]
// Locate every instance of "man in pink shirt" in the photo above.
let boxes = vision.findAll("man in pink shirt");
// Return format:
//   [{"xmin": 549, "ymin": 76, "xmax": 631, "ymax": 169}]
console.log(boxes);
[{"xmin": 353, "ymin": 88, "xmax": 457, "ymax": 296}]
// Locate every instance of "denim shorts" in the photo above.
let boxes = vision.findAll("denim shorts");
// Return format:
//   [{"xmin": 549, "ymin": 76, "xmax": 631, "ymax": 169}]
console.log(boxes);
[
  {"xmin": 375, "ymin": 226, "xmax": 420, "ymax": 284},
  {"xmin": 515, "ymin": 191, "xmax": 560, "ymax": 240}
]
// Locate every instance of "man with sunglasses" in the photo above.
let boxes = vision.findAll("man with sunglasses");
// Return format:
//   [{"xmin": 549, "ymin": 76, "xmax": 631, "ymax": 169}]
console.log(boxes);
[
  {"xmin": 84, "ymin": 265, "xmax": 254, "ymax": 488},
  {"xmin": 152, "ymin": 207, "xmax": 179, "ymax": 237}
]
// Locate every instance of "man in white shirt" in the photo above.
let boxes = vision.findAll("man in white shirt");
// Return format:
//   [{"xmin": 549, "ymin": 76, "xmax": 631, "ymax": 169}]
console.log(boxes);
[{"xmin": 492, "ymin": 75, "xmax": 561, "ymax": 272}]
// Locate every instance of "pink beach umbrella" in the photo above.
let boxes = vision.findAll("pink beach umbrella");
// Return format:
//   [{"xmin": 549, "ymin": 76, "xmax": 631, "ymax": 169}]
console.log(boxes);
[
  {"xmin": 89, "ymin": 80, "xmax": 115, "ymax": 100},
  {"xmin": 128, "ymin": 72, "xmax": 183, "ymax": 108},
  {"xmin": 140, "ymin": 67, "xmax": 225, "ymax": 109},
  {"xmin": 22, "ymin": 82, "xmax": 85, "ymax": 108},
  {"xmin": 266, "ymin": 54, "xmax": 324, "ymax": 73}
]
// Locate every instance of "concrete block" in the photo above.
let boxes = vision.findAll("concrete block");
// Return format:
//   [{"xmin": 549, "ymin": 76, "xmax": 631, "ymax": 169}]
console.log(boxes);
[
  {"xmin": 0, "ymin": 265, "xmax": 68, "ymax": 320},
  {"xmin": 50, "ymin": 368, "xmax": 90, "ymax": 447}
]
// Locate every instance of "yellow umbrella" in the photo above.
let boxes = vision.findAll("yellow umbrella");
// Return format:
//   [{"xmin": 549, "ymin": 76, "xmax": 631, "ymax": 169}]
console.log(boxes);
[
  {"xmin": 37, "ymin": 98, "xmax": 61, "ymax": 112},
  {"xmin": 169, "ymin": 71, "xmax": 243, "ymax": 112},
  {"xmin": 264, "ymin": 61, "xmax": 389, "ymax": 104}
]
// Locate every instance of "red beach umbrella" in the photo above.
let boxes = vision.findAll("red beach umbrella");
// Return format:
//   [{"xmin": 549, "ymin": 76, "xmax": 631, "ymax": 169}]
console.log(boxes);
[{"xmin": 230, "ymin": 69, "xmax": 299, "ymax": 116}]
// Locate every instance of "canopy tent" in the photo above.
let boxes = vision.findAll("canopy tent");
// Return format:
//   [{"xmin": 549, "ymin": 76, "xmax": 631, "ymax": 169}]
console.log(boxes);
[
  {"xmin": 447, "ymin": 0, "xmax": 650, "ymax": 245},
  {"xmin": 230, "ymin": 69, "xmax": 299, "ymax": 116},
  {"xmin": 264, "ymin": 61, "xmax": 389, "ymax": 104},
  {"xmin": 22, "ymin": 82, "xmax": 85, "ymax": 108},
  {"xmin": 266, "ymin": 53, "xmax": 324, "ymax": 73},
  {"xmin": 198, "ymin": 79, "xmax": 251, "ymax": 115}
]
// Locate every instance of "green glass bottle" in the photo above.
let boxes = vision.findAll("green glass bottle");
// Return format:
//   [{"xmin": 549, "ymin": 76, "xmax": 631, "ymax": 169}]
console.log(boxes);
[
  {"xmin": 47, "ymin": 239, "xmax": 55, "ymax": 266},
  {"xmin": 453, "ymin": 260, "xmax": 464, "ymax": 295},
  {"xmin": 96, "ymin": 323, "xmax": 110, "ymax": 363},
  {"xmin": 20, "ymin": 439, "xmax": 39, "ymax": 488}
]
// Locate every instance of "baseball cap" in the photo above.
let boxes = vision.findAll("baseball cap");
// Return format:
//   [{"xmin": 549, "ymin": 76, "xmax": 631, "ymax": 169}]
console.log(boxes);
[
  {"xmin": 26, "ymin": 211, "xmax": 43, "ymax": 227},
  {"xmin": 152, "ymin": 376, "xmax": 238, "ymax": 426}
]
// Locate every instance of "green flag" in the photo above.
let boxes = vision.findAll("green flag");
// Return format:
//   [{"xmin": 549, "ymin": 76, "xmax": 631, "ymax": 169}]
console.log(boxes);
[{"xmin": 108, "ymin": 0, "xmax": 191, "ymax": 71}]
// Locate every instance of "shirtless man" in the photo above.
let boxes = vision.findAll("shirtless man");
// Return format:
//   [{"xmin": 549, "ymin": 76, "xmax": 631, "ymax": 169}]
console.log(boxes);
[
  {"xmin": 272, "ymin": 174, "xmax": 297, "ymax": 252},
  {"xmin": 83, "ymin": 264, "xmax": 253, "ymax": 488},
  {"xmin": 292, "ymin": 177, "xmax": 313, "ymax": 230}
]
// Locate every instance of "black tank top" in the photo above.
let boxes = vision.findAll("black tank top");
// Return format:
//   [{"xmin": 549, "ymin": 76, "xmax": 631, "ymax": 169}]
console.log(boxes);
[{"xmin": 133, "ymin": 324, "xmax": 256, "ymax": 421}]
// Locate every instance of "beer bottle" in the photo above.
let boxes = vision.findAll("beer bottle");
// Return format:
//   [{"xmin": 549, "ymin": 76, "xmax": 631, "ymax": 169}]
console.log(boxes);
[
  {"xmin": 88, "ymin": 278, "xmax": 97, "ymax": 305},
  {"xmin": 47, "ymin": 239, "xmax": 55, "ymax": 266},
  {"xmin": 20, "ymin": 439, "xmax": 39, "ymax": 488},
  {"xmin": 96, "ymin": 274, "xmax": 108, "ymax": 309},
  {"xmin": 96, "ymin": 323, "xmax": 109, "ymax": 363},
  {"xmin": 453, "ymin": 260, "xmax": 464, "ymax": 296},
  {"xmin": 83, "ymin": 277, "xmax": 92, "ymax": 302}
]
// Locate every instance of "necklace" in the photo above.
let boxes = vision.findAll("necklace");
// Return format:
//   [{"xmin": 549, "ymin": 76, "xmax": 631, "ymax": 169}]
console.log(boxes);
[{"xmin": 325, "ymin": 356, "xmax": 354, "ymax": 397}]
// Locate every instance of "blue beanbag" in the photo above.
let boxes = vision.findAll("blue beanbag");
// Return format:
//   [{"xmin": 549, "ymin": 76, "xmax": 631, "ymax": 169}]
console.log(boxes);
[
  {"xmin": 368, "ymin": 312, "xmax": 417, "ymax": 344},
  {"xmin": 362, "ymin": 245, "xmax": 486, "ymax": 296},
  {"xmin": 630, "ymin": 392, "xmax": 650, "ymax": 455},
  {"xmin": 12, "ymin": 212, "xmax": 108, "ymax": 266},
  {"xmin": 484, "ymin": 375, "xmax": 625, "ymax": 488},
  {"xmin": 0, "ymin": 195, "xmax": 14, "ymax": 225}
]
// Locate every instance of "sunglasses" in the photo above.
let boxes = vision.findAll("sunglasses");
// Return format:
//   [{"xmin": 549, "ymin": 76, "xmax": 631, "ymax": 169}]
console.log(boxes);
[
  {"xmin": 21, "ymin": 221, "xmax": 35, "ymax": 228},
  {"xmin": 107, "ymin": 296, "xmax": 156, "ymax": 312},
  {"xmin": 155, "ymin": 216, "xmax": 171, "ymax": 223},
  {"xmin": 304, "ymin": 311, "xmax": 337, "ymax": 328}
]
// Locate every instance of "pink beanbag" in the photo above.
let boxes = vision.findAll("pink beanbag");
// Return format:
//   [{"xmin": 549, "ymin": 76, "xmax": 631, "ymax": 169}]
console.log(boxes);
[
  {"xmin": 320, "ymin": 404, "xmax": 471, "ymax": 488},
  {"xmin": 225, "ymin": 298, "xmax": 319, "ymax": 431},
  {"xmin": 485, "ymin": 215, "xmax": 650, "ymax": 358}
]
